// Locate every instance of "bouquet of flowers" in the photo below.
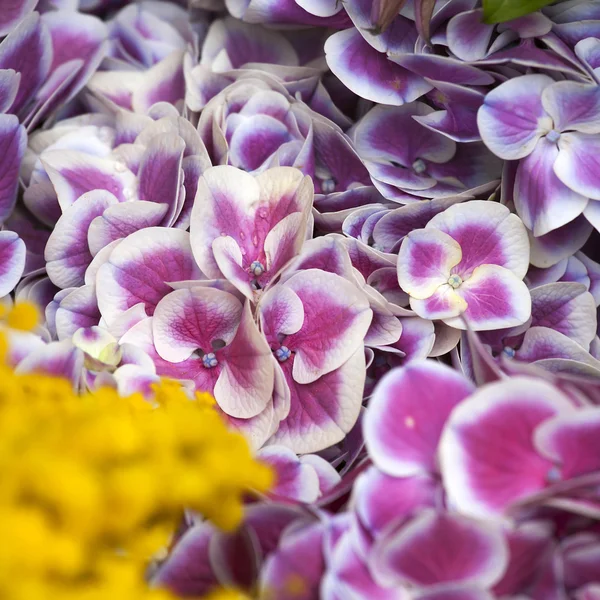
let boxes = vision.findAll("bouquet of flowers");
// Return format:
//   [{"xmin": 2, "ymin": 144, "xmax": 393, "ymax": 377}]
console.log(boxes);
[{"xmin": 1, "ymin": 0, "xmax": 600, "ymax": 597}]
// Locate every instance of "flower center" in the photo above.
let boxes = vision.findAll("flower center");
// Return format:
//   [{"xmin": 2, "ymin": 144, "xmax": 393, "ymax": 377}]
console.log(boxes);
[
  {"xmin": 274, "ymin": 346, "xmax": 291, "ymax": 362},
  {"xmin": 249, "ymin": 261, "xmax": 265, "ymax": 277},
  {"xmin": 502, "ymin": 346, "xmax": 516, "ymax": 358},
  {"xmin": 321, "ymin": 179, "xmax": 336, "ymax": 194},
  {"xmin": 412, "ymin": 159, "xmax": 427, "ymax": 174},
  {"xmin": 447, "ymin": 274, "xmax": 462, "ymax": 289},
  {"xmin": 546, "ymin": 129, "xmax": 561, "ymax": 144},
  {"xmin": 202, "ymin": 352, "xmax": 218, "ymax": 368}
]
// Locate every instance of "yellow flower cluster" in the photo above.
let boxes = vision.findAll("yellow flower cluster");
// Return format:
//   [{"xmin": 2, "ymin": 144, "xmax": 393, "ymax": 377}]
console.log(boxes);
[{"xmin": 0, "ymin": 305, "xmax": 273, "ymax": 600}]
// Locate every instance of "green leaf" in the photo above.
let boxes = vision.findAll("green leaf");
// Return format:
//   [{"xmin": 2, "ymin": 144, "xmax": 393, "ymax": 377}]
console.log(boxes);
[{"xmin": 482, "ymin": 0, "xmax": 555, "ymax": 24}]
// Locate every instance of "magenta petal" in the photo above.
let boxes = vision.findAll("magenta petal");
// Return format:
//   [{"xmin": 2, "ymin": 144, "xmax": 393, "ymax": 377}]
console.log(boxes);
[
  {"xmin": 45, "ymin": 190, "xmax": 118, "ymax": 289},
  {"xmin": 55, "ymin": 285, "xmax": 101, "ymax": 340},
  {"xmin": 215, "ymin": 301, "xmax": 275, "ymax": 418},
  {"xmin": 152, "ymin": 287, "xmax": 242, "ymax": 362},
  {"xmin": 0, "ymin": 114, "xmax": 26, "ymax": 223},
  {"xmin": 137, "ymin": 132, "xmax": 185, "ymax": 226},
  {"xmin": 0, "ymin": 230, "xmax": 25, "ymax": 297},
  {"xmin": 0, "ymin": 0, "xmax": 37, "ymax": 37},
  {"xmin": 371, "ymin": 510, "xmax": 508, "ymax": 589},
  {"xmin": 439, "ymin": 377, "xmax": 574, "ymax": 519},
  {"xmin": 259, "ymin": 521, "xmax": 325, "ymax": 600},
  {"xmin": 477, "ymin": 74, "xmax": 553, "ymax": 161},
  {"xmin": 530, "ymin": 282, "xmax": 596, "ymax": 349},
  {"xmin": 15, "ymin": 339, "xmax": 84, "ymax": 388},
  {"xmin": 515, "ymin": 138, "xmax": 588, "ymax": 237},
  {"xmin": 364, "ymin": 360, "xmax": 475, "ymax": 477},
  {"xmin": 0, "ymin": 13, "xmax": 52, "ymax": 116},
  {"xmin": 325, "ymin": 28, "xmax": 431, "ymax": 106},
  {"xmin": 397, "ymin": 228, "xmax": 462, "ymax": 300},
  {"xmin": 87, "ymin": 201, "xmax": 169, "ymax": 256},
  {"xmin": 493, "ymin": 521, "xmax": 554, "ymax": 596},
  {"xmin": 323, "ymin": 530, "xmax": 399, "ymax": 600},
  {"xmin": 534, "ymin": 409, "xmax": 600, "ymax": 480},
  {"xmin": 41, "ymin": 150, "xmax": 138, "ymax": 211},
  {"xmin": 96, "ymin": 228, "xmax": 203, "ymax": 324},
  {"xmin": 269, "ymin": 347, "xmax": 365, "ymax": 454},
  {"xmin": 257, "ymin": 445, "xmax": 321, "ymax": 503},
  {"xmin": 283, "ymin": 269, "xmax": 372, "ymax": 384},
  {"xmin": 353, "ymin": 466, "xmax": 438, "ymax": 543}
]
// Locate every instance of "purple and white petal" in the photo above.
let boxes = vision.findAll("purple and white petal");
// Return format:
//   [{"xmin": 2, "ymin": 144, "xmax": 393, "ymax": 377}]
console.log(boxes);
[
  {"xmin": 364, "ymin": 360, "xmax": 475, "ymax": 477},
  {"xmin": 542, "ymin": 81, "xmax": 600, "ymax": 134},
  {"xmin": 269, "ymin": 347, "xmax": 365, "ymax": 454},
  {"xmin": 515, "ymin": 137, "xmax": 588, "ymax": 237},
  {"xmin": 325, "ymin": 28, "xmax": 431, "ymax": 106},
  {"xmin": 0, "ymin": 230, "xmax": 25, "ymax": 297},
  {"xmin": 0, "ymin": 114, "xmax": 26, "ymax": 224},
  {"xmin": 96, "ymin": 227, "xmax": 203, "ymax": 325},
  {"xmin": 445, "ymin": 265, "xmax": 532, "ymax": 331},
  {"xmin": 45, "ymin": 190, "xmax": 118, "ymax": 289},
  {"xmin": 283, "ymin": 269, "xmax": 372, "ymax": 384},
  {"xmin": 439, "ymin": 377, "xmax": 573, "ymax": 519},
  {"xmin": 427, "ymin": 201, "xmax": 530, "ymax": 280},
  {"xmin": 477, "ymin": 74, "xmax": 554, "ymax": 160},
  {"xmin": 555, "ymin": 132, "xmax": 600, "ymax": 201},
  {"xmin": 55, "ymin": 284, "xmax": 100, "ymax": 340},
  {"xmin": 371, "ymin": 510, "xmax": 508, "ymax": 589},
  {"xmin": 397, "ymin": 228, "xmax": 462, "ymax": 300},
  {"xmin": 410, "ymin": 284, "xmax": 467, "ymax": 321}
]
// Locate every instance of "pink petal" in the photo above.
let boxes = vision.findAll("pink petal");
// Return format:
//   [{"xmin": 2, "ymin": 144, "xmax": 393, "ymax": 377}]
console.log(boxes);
[
  {"xmin": 364, "ymin": 360, "xmax": 475, "ymax": 477},
  {"xmin": 439, "ymin": 377, "xmax": 574, "ymax": 519}
]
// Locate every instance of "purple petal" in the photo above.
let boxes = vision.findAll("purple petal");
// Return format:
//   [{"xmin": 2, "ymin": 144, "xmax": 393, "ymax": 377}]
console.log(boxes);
[
  {"xmin": 131, "ymin": 50, "xmax": 185, "ymax": 114},
  {"xmin": 269, "ymin": 347, "xmax": 365, "ymax": 454},
  {"xmin": 439, "ymin": 377, "xmax": 573, "ymax": 519},
  {"xmin": 0, "ymin": 230, "xmax": 25, "ymax": 297},
  {"xmin": 41, "ymin": 150, "xmax": 138, "ymax": 211},
  {"xmin": 555, "ymin": 132, "xmax": 600, "ymax": 201},
  {"xmin": 325, "ymin": 28, "xmax": 431, "ymax": 106},
  {"xmin": 0, "ymin": 0, "xmax": 37, "ymax": 37},
  {"xmin": 529, "ymin": 215, "xmax": 593, "ymax": 269},
  {"xmin": 534, "ymin": 408, "xmax": 600, "ymax": 480},
  {"xmin": 397, "ymin": 228, "xmax": 462, "ymax": 300},
  {"xmin": 446, "ymin": 265, "xmax": 532, "ymax": 331},
  {"xmin": 410, "ymin": 284, "xmax": 467, "ymax": 321},
  {"xmin": 87, "ymin": 200, "xmax": 169, "ymax": 256},
  {"xmin": 137, "ymin": 132, "xmax": 185, "ymax": 226},
  {"xmin": 542, "ymin": 81, "xmax": 600, "ymax": 134},
  {"xmin": 353, "ymin": 466, "xmax": 438, "ymax": 543},
  {"xmin": 477, "ymin": 74, "xmax": 553, "ymax": 160},
  {"xmin": 0, "ymin": 69, "xmax": 20, "ymax": 113},
  {"xmin": 530, "ymin": 282, "xmax": 596, "ymax": 349},
  {"xmin": 364, "ymin": 360, "xmax": 475, "ymax": 477},
  {"xmin": 216, "ymin": 301, "xmax": 275, "ymax": 418},
  {"xmin": 446, "ymin": 9, "xmax": 494, "ymax": 62},
  {"xmin": 152, "ymin": 287, "xmax": 242, "ymax": 362},
  {"xmin": 152, "ymin": 523, "xmax": 219, "ymax": 597},
  {"xmin": 515, "ymin": 137, "xmax": 588, "ymax": 237},
  {"xmin": 282, "ymin": 270, "xmax": 372, "ymax": 384},
  {"xmin": 257, "ymin": 445, "xmax": 321, "ymax": 503},
  {"xmin": 15, "ymin": 339, "xmax": 84, "ymax": 388},
  {"xmin": 389, "ymin": 53, "xmax": 494, "ymax": 86},
  {"xmin": 427, "ymin": 200, "xmax": 530, "ymax": 280},
  {"xmin": 0, "ymin": 114, "xmax": 26, "ymax": 223},
  {"xmin": 96, "ymin": 227, "xmax": 203, "ymax": 325},
  {"xmin": 55, "ymin": 284, "xmax": 100, "ymax": 340},
  {"xmin": 371, "ymin": 510, "xmax": 508, "ymax": 588},
  {"xmin": 45, "ymin": 190, "xmax": 118, "ymax": 289},
  {"xmin": 0, "ymin": 13, "xmax": 52, "ymax": 116}
]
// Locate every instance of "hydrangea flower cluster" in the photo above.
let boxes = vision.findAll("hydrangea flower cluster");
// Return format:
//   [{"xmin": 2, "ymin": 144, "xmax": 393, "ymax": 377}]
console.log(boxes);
[{"xmin": 1, "ymin": 0, "xmax": 600, "ymax": 597}]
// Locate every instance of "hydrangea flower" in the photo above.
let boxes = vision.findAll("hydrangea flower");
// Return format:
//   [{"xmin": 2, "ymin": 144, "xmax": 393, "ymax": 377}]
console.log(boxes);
[{"xmin": 397, "ymin": 200, "xmax": 532, "ymax": 330}]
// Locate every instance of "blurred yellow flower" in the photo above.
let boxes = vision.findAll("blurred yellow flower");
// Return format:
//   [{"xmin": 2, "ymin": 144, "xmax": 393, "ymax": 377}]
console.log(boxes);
[{"xmin": 0, "ymin": 313, "xmax": 273, "ymax": 600}]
